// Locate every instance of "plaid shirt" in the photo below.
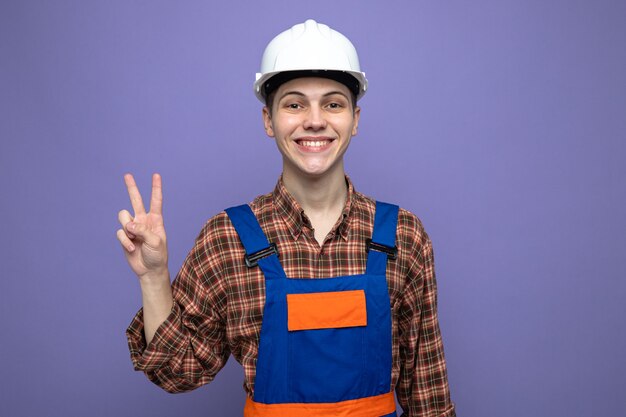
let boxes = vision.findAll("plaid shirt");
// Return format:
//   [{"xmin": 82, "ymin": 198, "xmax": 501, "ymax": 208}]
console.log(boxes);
[{"xmin": 127, "ymin": 176, "xmax": 455, "ymax": 417}]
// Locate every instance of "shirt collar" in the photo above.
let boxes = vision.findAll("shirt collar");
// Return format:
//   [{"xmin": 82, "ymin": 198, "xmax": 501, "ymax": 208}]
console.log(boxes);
[{"xmin": 272, "ymin": 175, "xmax": 355, "ymax": 242}]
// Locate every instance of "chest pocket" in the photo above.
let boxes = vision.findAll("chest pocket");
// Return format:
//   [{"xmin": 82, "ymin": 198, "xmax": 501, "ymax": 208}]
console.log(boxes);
[
  {"xmin": 287, "ymin": 290, "xmax": 367, "ymax": 331},
  {"xmin": 287, "ymin": 289, "xmax": 368, "ymax": 402}
]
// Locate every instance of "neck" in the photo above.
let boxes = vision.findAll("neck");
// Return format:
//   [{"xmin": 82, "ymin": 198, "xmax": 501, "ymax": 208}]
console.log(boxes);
[{"xmin": 282, "ymin": 165, "xmax": 348, "ymax": 217}]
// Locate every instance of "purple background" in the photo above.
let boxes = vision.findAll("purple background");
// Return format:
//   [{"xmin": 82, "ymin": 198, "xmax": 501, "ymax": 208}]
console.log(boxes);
[{"xmin": 1, "ymin": 1, "xmax": 625, "ymax": 416}]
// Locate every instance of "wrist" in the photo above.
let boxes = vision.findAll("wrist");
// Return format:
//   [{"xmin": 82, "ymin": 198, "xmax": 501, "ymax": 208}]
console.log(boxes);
[
  {"xmin": 140, "ymin": 279, "xmax": 173, "ymax": 311},
  {"xmin": 138, "ymin": 270, "xmax": 171, "ymax": 294}
]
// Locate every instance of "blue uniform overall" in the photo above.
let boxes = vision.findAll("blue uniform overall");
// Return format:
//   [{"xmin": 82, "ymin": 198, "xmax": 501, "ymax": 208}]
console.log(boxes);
[{"xmin": 225, "ymin": 202, "xmax": 399, "ymax": 417}]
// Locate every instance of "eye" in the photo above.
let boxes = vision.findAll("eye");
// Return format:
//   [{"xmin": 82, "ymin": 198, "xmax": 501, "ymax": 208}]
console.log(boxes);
[
  {"xmin": 282, "ymin": 102, "xmax": 303, "ymax": 111},
  {"xmin": 324, "ymin": 97, "xmax": 348, "ymax": 110}
]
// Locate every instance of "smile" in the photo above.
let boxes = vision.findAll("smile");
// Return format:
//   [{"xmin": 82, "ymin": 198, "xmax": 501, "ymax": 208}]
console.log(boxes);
[
  {"xmin": 294, "ymin": 138, "xmax": 334, "ymax": 151},
  {"xmin": 299, "ymin": 140, "xmax": 330, "ymax": 147}
]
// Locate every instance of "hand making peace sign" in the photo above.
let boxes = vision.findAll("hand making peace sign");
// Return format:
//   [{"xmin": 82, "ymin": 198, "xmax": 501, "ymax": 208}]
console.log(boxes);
[{"xmin": 117, "ymin": 173, "xmax": 169, "ymax": 284}]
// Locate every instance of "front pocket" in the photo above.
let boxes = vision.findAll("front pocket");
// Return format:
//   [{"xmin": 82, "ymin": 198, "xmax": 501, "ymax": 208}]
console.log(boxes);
[{"xmin": 287, "ymin": 290, "xmax": 367, "ymax": 331}]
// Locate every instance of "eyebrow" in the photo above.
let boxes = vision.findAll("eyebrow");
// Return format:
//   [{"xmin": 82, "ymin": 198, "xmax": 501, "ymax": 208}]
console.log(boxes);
[{"xmin": 279, "ymin": 90, "xmax": 350, "ymax": 101}]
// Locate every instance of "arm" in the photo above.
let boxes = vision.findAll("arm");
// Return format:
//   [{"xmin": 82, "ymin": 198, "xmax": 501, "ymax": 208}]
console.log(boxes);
[
  {"xmin": 118, "ymin": 174, "xmax": 229, "ymax": 392},
  {"xmin": 117, "ymin": 173, "xmax": 172, "ymax": 345},
  {"xmin": 125, "ymin": 229, "xmax": 230, "ymax": 393},
  {"xmin": 396, "ymin": 233, "xmax": 456, "ymax": 417}
]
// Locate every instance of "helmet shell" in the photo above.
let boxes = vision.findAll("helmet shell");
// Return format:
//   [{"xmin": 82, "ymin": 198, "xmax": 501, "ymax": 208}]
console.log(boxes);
[{"xmin": 254, "ymin": 19, "xmax": 368, "ymax": 103}]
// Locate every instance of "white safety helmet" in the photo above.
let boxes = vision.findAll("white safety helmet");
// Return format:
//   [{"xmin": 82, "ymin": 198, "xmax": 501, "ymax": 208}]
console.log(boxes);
[{"xmin": 254, "ymin": 19, "xmax": 368, "ymax": 103}]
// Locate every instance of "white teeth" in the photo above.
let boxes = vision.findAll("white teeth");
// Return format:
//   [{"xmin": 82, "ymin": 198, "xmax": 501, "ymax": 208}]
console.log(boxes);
[{"xmin": 300, "ymin": 140, "xmax": 329, "ymax": 147}]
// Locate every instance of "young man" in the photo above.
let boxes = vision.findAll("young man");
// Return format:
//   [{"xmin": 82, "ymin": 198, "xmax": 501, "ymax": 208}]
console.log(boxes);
[{"xmin": 118, "ymin": 19, "xmax": 455, "ymax": 417}]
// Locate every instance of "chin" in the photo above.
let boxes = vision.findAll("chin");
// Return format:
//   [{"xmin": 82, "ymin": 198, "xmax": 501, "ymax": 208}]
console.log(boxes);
[
  {"xmin": 293, "ymin": 160, "xmax": 327, "ymax": 175},
  {"xmin": 283, "ymin": 156, "xmax": 341, "ymax": 180}
]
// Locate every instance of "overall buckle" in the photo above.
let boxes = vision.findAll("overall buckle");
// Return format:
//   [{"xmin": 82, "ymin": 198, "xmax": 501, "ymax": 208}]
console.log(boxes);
[
  {"xmin": 366, "ymin": 238, "xmax": 397, "ymax": 260},
  {"xmin": 244, "ymin": 243, "xmax": 279, "ymax": 268}
]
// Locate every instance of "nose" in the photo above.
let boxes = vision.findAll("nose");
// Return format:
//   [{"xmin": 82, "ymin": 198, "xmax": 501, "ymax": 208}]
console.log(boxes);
[{"xmin": 302, "ymin": 105, "xmax": 327, "ymax": 131}]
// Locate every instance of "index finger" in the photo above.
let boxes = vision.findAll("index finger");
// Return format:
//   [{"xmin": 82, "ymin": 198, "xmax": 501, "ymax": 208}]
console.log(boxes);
[
  {"xmin": 124, "ymin": 173, "xmax": 146, "ymax": 216},
  {"xmin": 149, "ymin": 173, "xmax": 163, "ymax": 215}
]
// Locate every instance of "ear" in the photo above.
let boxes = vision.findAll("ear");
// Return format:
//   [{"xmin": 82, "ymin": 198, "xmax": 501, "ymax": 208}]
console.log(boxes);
[
  {"xmin": 262, "ymin": 106, "xmax": 275, "ymax": 137},
  {"xmin": 351, "ymin": 106, "xmax": 361, "ymax": 136}
]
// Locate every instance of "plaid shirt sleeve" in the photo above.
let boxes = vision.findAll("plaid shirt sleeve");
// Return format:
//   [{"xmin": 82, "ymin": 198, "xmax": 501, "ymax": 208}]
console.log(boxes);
[
  {"xmin": 395, "ymin": 213, "xmax": 456, "ymax": 417},
  {"xmin": 126, "ymin": 220, "xmax": 231, "ymax": 393}
]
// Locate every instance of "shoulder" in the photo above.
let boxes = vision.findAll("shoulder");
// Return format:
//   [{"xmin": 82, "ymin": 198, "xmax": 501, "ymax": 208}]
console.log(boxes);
[
  {"xmin": 354, "ymin": 190, "xmax": 432, "ymax": 267},
  {"xmin": 196, "ymin": 190, "xmax": 274, "ymax": 240},
  {"xmin": 353, "ymin": 190, "xmax": 430, "ymax": 248},
  {"xmin": 397, "ymin": 207, "xmax": 431, "ymax": 253},
  {"xmin": 192, "ymin": 190, "xmax": 275, "ymax": 258},
  {"xmin": 183, "ymin": 193, "xmax": 271, "ymax": 290},
  {"xmin": 396, "ymin": 207, "xmax": 433, "ymax": 274},
  {"xmin": 194, "ymin": 211, "xmax": 236, "ymax": 252}
]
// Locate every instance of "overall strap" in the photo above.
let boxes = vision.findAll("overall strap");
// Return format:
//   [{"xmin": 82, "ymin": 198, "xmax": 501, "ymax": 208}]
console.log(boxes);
[
  {"xmin": 365, "ymin": 201, "xmax": 400, "ymax": 275},
  {"xmin": 225, "ymin": 204, "xmax": 286, "ymax": 279}
]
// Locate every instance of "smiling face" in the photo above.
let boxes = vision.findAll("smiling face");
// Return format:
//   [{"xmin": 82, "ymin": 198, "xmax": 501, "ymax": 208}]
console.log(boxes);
[{"xmin": 262, "ymin": 77, "xmax": 360, "ymax": 182}]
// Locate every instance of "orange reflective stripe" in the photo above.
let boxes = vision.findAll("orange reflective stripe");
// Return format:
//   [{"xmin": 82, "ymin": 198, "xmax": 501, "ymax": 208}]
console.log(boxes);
[
  {"xmin": 244, "ymin": 391, "xmax": 395, "ymax": 417},
  {"xmin": 287, "ymin": 290, "xmax": 367, "ymax": 331}
]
